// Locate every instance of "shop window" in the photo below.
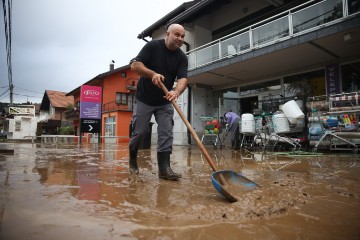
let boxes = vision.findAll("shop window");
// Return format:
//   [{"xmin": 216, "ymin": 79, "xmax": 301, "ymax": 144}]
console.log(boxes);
[
  {"xmin": 341, "ymin": 62, "xmax": 360, "ymax": 93},
  {"xmin": 284, "ymin": 70, "xmax": 325, "ymax": 98},
  {"xmin": 240, "ymin": 80, "xmax": 281, "ymax": 96}
]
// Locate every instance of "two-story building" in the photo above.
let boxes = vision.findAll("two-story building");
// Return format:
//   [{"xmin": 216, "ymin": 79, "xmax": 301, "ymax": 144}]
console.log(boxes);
[
  {"xmin": 136, "ymin": 0, "xmax": 360, "ymax": 145},
  {"xmin": 66, "ymin": 63, "xmax": 139, "ymax": 143}
]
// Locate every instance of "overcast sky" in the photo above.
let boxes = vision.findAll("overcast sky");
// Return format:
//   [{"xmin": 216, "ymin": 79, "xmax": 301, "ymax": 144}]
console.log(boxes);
[{"xmin": 0, "ymin": 0, "xmax": 187, "ymax": 104}]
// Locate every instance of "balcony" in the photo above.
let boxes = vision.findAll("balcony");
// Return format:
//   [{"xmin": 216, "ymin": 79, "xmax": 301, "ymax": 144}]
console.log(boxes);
[
  {"xmin": 102, "ymin": 100, "xmax": 134, "ymax": 112},
  {"xmin": 187, "ymin": 0, "xmax": 360, "ymax": 71}
]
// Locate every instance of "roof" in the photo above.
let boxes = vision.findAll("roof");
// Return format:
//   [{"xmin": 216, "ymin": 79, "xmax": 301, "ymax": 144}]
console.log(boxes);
[
  {"xmin": 137, "ymin": 0, "xmax": 201, "ymax": 39},
  {"xmin": 137, "ymin": 0, "xmax": 291, "ymax": 39},
  {"xmin": 41, "ymin": 90, "xmax": 74, "ymax": 110},
  {"xmin": 66, "ymin": 64, "xmax": 130, "ymax": 97}
]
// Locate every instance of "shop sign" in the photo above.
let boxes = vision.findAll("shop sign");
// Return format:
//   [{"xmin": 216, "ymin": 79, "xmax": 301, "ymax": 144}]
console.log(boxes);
[
  {"xmin": 326, "ymin": 64, "xmax": 340, "ymax": 95},
  {"xmin": 80, "ymin": 85, "xmax": 102, "ymax": 120}
]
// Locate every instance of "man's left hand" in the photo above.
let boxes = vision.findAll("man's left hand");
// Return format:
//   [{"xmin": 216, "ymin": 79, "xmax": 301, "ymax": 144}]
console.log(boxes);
[{"xmin": 164, "ymin": 90, "xmax": 179, "ymax": 102}]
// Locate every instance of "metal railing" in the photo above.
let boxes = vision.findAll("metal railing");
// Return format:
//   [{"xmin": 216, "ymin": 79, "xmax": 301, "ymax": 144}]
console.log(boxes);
[
  {"xmin": 102, "ymin": 100, "xmax": 134, "ymax": 112},
  {"xmin": 187, "ymin": 0, "xmax": 359, "ymax": 70}
]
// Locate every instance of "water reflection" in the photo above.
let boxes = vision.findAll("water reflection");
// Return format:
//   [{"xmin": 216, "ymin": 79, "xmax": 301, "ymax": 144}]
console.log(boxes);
[{"xmin": 1, "ymin": 143, "xmax": 360, "ymax": 239}]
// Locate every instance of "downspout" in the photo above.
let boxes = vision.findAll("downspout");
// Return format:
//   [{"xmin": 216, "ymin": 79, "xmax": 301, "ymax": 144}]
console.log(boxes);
[{"xmin": 187, "ymin": 85, "xmax": 192, "ymax": 145}]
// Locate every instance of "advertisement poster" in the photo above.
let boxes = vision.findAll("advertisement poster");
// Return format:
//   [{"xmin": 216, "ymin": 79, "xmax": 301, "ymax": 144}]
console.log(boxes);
[{"xmin": 80, "ymin": 85, "xmax": 102, "ymax": 119}]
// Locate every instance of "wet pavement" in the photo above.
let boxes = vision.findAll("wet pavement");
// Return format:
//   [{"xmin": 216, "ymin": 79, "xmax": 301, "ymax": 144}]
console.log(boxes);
[{"xmin": 0, "ymin": 142, "xmax": 359, "ymax": 240}]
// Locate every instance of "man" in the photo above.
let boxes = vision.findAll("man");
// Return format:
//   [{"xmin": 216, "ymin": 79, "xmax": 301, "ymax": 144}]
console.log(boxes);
[
  {"xmin": 224, "ymin": 111, "xmax": 241, "ymax": 150},
  {"xmin": 129, "ymin": 24, "xmax": 188, "ymax": 180}
]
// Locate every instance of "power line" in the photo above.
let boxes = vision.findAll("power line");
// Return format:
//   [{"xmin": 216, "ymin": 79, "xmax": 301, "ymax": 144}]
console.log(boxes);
[
  {"xmin": 13, "ymin": 93, "xmax": 42, "ymax": 99},
  {"xmin": 0, "ymin": 88, "xmax": 9, "ymax": 98},
  {"xmin": 14, "ymin": 85, "xmax": 43, "ymax": 94},
  {"xmin": 0, "ymin": 92, "xmax": 9, "ymax": 101}
]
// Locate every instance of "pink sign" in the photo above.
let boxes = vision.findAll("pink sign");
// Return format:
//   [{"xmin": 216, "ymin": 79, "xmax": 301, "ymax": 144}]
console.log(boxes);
[{"xmin": 80, "ymin": 85, "xmax": 102, "ymax": 103}]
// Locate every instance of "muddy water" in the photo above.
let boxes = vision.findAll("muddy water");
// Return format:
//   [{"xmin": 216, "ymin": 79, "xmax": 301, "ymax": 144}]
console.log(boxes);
[{"xmin": 0, "ymin": 143, "xmax": 359, "ymax": 240}]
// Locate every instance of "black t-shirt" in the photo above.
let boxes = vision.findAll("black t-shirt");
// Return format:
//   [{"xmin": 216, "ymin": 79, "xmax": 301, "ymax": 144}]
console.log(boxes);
[{"xmin": 131, "ymin": 39, "xmax": 188, "ymax": 106}]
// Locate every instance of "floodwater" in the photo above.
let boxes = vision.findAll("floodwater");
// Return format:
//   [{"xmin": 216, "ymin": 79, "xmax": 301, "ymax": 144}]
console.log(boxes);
[{"xmin": 0, "ymin": 142, "xmax": 359, "ymax": 240}]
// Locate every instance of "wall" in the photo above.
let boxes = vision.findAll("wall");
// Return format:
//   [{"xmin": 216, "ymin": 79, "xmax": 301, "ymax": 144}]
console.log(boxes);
[
  {"xmin": 191, "ymin": 87, "xmax": 214, "ymax": 135},
  {"xmin": 6, "ymin": 116, "xmax": 37, "ymax": 139},
  {"xmin": 211, "ymin": 0, "xmax": 268, "ymax": 31}
]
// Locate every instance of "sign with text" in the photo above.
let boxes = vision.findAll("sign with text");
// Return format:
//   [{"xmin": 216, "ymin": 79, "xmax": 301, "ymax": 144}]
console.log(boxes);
[
  {"xmin": 9, "ymin": 106, "xmax": 35, "ymax": 116},
  {"xmin": 326, "ymin": 64, "xmax": 340, "ymax": 95},
  {"xmin": 80, "ymin": 85, "xmax": 102, "ymax": 103},
  {"xmin": 80, "ymin": 85, "xmax": 102, "ymax": 120},
  {"xmin": 80, "ymin": 102, "xmax": 101, "ymax": 119},
  {"xmin": 80, "ymin": 119, "xmax": 100, "ymax": 133}
]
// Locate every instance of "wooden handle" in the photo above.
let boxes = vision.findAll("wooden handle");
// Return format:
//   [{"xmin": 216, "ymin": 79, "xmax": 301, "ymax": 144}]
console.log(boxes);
[{"xmin": 159, "ymin": 82, "xmax": 218, "ymax": 172}]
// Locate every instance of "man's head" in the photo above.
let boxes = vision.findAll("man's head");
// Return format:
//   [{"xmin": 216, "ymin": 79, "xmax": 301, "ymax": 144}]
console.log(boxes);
[{"xmin": 165, "ymin": 24, "xmax": 185, "ymax": 51}]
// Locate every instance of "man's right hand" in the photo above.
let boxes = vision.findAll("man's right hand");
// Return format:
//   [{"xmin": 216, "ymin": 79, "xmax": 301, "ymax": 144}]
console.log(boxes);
[{"xmin": 151, "ymin": 73, "xmax": 165, "ymax": 88}]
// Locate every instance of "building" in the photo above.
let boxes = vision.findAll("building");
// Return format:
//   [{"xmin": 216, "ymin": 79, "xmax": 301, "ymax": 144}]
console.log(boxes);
[
  {"xmin": 66, "ymin": 63, "xmax": 138, "ymax": 143},
  {"xmin": 136, "ymin": 0, "xmax": 360, "ymax": 146},
  {"xmin": 39, "ymin": 90, "xmax": 75, "ymax": 134}
]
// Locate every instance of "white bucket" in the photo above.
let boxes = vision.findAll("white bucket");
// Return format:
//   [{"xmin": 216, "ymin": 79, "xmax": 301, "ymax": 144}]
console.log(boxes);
[
  {"xmin": 272, "ymin": 112, "xmax": 290, "ymax": 134},
  {"xmin": 281, "ymin": 100, "xmax": 305, "ymax": 124},
  {"xmin": 241, "ymin": 113, "xmax": 255, "ymax": 134}
]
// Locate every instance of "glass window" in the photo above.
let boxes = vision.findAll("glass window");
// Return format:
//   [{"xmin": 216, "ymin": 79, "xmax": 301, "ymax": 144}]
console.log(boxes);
[
  {"xmin": 341, "ymin": 62, "xmax": 360, "ymax": 93},
  {"xmin": 253, "ymin": 16, "xmax": 289, "ymax": 47},
  {"xmin": 292, "ymin": 0, "xmax": 343, "ymax": 34},
  {"xmin": 284, "ymin": 70, "xmax": 325, "ymax": 98},
  {"xmin": 348, "ymin": 0, "xmax": 360, "ymax": 15},
  {"xmin": 105, "ymin": 116, "xmax": 116, "ymax": 136},
  {"xmin": 116, "ymin": 92, "xmax": 132, "ymax": 105},
  {"xmin": 240, "ymin": 80, "xmax": 281, "ymax": 96}
]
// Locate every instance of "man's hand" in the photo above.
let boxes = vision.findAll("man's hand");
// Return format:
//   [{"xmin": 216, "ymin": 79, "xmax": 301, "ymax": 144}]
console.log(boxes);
[
  {"xmin": 151, "ymin": 73, "xmax": 165, "ymax": 88},
  {"xmin": 164, "ymin": 90, "xmax": 179, "ymax": 102}
]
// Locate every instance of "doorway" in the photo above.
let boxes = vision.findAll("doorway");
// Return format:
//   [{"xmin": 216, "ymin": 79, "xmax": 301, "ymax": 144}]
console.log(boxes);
[{"xmin": 240, "ymin": 96, "xmax": 258, "ymax": 115}]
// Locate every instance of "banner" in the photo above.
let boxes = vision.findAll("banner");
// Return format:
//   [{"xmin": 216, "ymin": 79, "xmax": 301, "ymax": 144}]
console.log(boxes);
[{"xmin": 326, "ymin": 64, "xmax": 340, "ymax": 95}]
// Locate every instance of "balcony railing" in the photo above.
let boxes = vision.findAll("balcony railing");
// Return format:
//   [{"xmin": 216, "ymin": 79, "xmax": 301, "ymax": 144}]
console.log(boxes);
[
  {"xmin": 102, "ymin": 100, "xmax": 134, "ymax": 112},
  {"xmin": 187, "ymin": 0, "xmax": 360, "ymax": 70}
]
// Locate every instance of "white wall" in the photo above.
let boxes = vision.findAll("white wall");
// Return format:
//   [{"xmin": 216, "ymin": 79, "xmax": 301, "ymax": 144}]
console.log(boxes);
[
  {"xmin": 191, "ymin": 87, "xmax": 214, "ymax": 135},
  {"xmin": 6, "ymin": 116, "xmax": 37, "ymax": 139}
]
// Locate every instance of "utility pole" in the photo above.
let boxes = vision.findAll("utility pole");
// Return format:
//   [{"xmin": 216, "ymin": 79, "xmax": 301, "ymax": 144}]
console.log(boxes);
[
  {"xmin": 9, "ymin": 83, "xmax": 13, "ymax": 106},
  {"xmin": 3, "ymin": 0, "xmax": 13, "ymax": 106}
]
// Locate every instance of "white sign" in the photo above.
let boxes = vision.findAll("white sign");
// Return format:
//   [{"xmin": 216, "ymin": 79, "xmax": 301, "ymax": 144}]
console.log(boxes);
[{"xmin": 9, "ymin": 107, "xmax": 35, "ymax": 116}]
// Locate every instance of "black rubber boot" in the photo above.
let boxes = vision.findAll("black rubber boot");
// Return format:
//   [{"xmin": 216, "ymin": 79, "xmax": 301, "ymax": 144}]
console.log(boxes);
[
  {"xmin": 157, "ymin": 152, "xmax": 181, "ymax": 180},
  {"xmin": 231, "ymin": 140, "xmax": 236, "ymax": 150},
  {"xmin": 129, "ymin": 150, "xmax": 139, "ymax": 174},
  {"xmin": 235, "ymin": 139, "xmax": 240, "ymax": 150}
]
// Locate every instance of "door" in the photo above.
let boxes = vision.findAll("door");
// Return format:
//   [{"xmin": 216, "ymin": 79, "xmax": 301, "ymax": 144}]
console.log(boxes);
[{"xmin": 104, "ymin": 116, "xmax": 116, "ymax": 143}]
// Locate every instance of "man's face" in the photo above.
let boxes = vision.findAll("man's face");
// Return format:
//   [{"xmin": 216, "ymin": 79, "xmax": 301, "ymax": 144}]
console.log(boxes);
[{"xmin": 167, "ymin": 27, "xmax": 185, "ymax": 50}]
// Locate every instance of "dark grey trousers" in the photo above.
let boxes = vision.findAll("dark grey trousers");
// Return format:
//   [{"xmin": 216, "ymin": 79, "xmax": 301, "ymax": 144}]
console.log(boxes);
[
  {"xmin": 129, "ymin": 99, "xmax": 174, "ymax": 153},
  {"xmin": 229, "ymin": 117, "xmax": 240, "ymax": 141}
]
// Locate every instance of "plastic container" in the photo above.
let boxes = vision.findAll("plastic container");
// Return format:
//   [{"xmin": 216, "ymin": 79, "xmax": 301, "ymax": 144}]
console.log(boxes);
[
  {"xmin": 272, "ymin": 112, "xmax": 290, "ymax": 134},
  {"xmin": 326, "ymin": 118, "xmax": 338, "ymax": 128},
  {"xmin": 281, "ymin": 100, "xmax": 305, "ymax": 124},
  {"xmin": 241, "ymin": 113, "xmax": 255, "ymax": 134}
]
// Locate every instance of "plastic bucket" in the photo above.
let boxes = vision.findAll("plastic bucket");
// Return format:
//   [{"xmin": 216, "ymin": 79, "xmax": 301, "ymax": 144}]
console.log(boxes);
[
  {"xmin": 272, "ymin": 112, "xmax": 290, "ymax": 134},
  {"xmin": 241, "ymin": 113, "xmax": 255, "ymax": 134},
  {"xmin": 281, "ymin": 100, "xmax": 305, "ymax": 124}
]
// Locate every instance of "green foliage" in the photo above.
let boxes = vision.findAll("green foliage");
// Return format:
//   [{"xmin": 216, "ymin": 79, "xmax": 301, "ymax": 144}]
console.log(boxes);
[
  {"xmin": 58, "ymin": 126, "xmax": 74, "ymax": 135},
  {"xmin": 65, "ymin": 104, "xmax": 74, "ymax": 111}
]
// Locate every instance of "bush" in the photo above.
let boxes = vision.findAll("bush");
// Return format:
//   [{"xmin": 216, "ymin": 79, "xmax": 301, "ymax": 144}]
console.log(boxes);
[{"xmin": 58, "ymin": 126, "xmax": 74, "ymax": 135}]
